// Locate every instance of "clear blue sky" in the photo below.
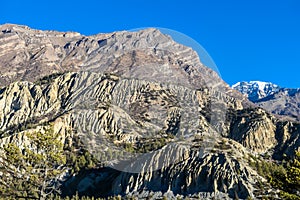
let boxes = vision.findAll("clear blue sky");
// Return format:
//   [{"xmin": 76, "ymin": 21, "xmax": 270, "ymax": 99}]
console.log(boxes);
[{"xmin": 1, "ymin": 0, "xmax": 299, "ymax": 88}]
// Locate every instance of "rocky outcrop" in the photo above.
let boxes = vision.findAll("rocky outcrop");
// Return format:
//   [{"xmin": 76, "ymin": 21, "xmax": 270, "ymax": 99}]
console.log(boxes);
[
  {"xmin": 63, "ymin": 138, "xmax": 261, "ymax": 199},
  {"xmin": 228, "ymin": 108, "xmax": 277, "ymax": 153}
]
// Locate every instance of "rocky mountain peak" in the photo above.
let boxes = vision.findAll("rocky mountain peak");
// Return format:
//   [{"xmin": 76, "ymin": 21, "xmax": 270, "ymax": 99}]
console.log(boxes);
[
  {"xmin": 233, "ymin": 81, "xmax": 300, "ymax": 122},
  {"xmin": 0, "ymin": 24, "xmax": 224, "ymax": 90},
  {"xmin": 232, "ymin": 81, "xmax": 280, "ymax": 102}
]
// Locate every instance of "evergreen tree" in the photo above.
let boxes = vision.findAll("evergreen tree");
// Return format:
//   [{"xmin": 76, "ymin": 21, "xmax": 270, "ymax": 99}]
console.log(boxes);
[{"xmin": 0, "ymin": 126, "xmax": 66, "ymax": 199}]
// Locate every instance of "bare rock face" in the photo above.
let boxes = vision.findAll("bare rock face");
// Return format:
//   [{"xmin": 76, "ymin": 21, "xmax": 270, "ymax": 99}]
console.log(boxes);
[
  {"xmin": 228, "ymin": 108, "xmax": 277, "ymax": 153},
  {"xmin": 0, "ymin": 24, "xmax": 81, "ymax": 85},
  {"xmin": 0, "ymin": 24, "xmax": 222, "ymax": 89},
  {"xmin": 0, "ymin": 24, "xmax": 299, "ymax": 199},
  {"xmin": 63, "ymin": 139, "xmax": 260, "ymax": 199}
]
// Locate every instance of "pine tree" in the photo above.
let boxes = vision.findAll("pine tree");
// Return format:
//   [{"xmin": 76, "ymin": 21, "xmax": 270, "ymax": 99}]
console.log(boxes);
[
  {"xmin": 286, "ymin": 151, "xmax": 300, "ymax": 192},
  {"xmin": 0, "ymin": 125, "xmax": 67, "ymax": 199}
]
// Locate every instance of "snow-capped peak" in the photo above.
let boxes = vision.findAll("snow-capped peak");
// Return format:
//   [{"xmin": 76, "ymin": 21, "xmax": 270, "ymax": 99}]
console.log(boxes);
[{"xmin": 232, "ymin": 81, "xmax": 281, "ymax": 102}]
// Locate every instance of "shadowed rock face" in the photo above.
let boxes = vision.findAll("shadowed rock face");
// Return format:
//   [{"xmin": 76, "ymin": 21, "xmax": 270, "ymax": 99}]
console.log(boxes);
[
  {"xmin": 63, "ymin": 142, "xmax": 258, "ymax": 199},
  {"xmin": 0, "ymin": 24, "xmax": 299, "ymax": 199}
]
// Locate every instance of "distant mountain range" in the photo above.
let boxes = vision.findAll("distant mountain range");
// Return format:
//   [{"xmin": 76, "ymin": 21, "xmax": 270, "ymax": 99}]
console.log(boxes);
[{"xmin": 233, "ymin": 81, "xmax": 300, "ymax": 121}]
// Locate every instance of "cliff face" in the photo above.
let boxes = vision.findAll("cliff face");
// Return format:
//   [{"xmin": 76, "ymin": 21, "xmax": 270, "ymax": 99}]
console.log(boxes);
[
  {"xmin": 63, "ymin": 140, "xmax": 260, "ymax": 199},
  {"xmin": 0, "ymin": 24, "xmax": 299, "ymax": 199}
]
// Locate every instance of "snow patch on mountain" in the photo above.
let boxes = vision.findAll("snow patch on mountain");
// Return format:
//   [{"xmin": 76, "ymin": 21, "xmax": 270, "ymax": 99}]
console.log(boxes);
[{"xmin": 232, "ymin": 81, "xmax": 281, "ymax": 102}]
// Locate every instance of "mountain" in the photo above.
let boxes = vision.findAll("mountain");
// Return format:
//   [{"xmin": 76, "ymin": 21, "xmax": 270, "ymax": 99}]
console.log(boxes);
[
  {"xmin": 232, "ymin": 81, "xmax": 280, "ymax": 102},
  {"xmin": 255, "ymin": 88, "xmax": 300, "ymax": 122},
  {"xmin": 0, "ymin": 24, "xmax": 226, "ymax": 89},
  {"xmin": 233, "ymin": 81, "xmax": 300, "ymax": 122},
  {"xmin": 0, "ymin": 24, "xmax": 300, "ymax": 199}
]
